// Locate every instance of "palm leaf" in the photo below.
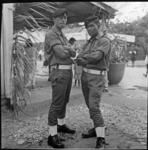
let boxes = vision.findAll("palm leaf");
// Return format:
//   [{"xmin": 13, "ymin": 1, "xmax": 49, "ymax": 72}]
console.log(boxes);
[
  {"xmin": 23, "ymin": 29, "xmax": 40, "ymax": 43},
  {"xmin": 14, "ymin": 2, "xmax": 54, "ymax": 31},
  {"xmin": 28, "ymin": 15, "xmax": 41, "ymax": 28},
  {"xmin": 29, "ymin": 8, "xmax": 49, "ymax": 20},
  {"xmin": 11, "ymin": 34, "xmax": 37, "ymax": 114},
  {"xmin": 24, "ymin": 17, "xmax": 37, "ymax": 29}
]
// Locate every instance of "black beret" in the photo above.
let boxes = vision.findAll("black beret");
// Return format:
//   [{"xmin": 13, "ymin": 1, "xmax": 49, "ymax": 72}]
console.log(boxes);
[
  {"xmin": 53, "ymin": 8, "xmax": 68, "ymax": 18},
  {"xmin": 85, "ymin": 16, "xmax": 99, "ymax": 27}
]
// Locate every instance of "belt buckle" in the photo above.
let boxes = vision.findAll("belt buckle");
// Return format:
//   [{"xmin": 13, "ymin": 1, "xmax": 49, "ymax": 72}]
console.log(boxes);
[
  {"xmin": 84, "ymin": 68, "xmax": 88, "ymax": 72},
  {"xmin": 101, "ymin": 71, "xmax": 104, "ymax": 75},
  {"xmin": 51, "ymin": 65, "xmax": 58, "ymax": 71},
  {"xmin": 51, "ymin": 66, "xmax": 55, "ymax": 71}
]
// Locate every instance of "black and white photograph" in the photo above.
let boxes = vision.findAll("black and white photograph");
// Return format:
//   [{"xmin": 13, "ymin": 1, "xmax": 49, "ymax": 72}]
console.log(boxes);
[{"xmin": 1, "ymin": 1, "xmax": 147, "ymax": 149}]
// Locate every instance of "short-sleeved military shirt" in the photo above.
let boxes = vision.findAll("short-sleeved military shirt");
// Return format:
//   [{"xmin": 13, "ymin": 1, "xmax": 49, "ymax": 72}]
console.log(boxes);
[
  {"xmin": 44, "ymin": 26, "xmax": 73, "ymax": 66},
  {"xmin": 81, "ymin": 35, "xmax": 111, "ymax": 70}
]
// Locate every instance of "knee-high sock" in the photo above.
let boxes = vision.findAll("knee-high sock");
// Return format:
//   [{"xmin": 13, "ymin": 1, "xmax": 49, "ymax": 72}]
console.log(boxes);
[
  {"xmin": 48, "ymin": 125, "xmax": 57, "ymax": 136},
  {"xmin": 58, "ymin": 118, "xmax": 65, "ymax": 126},
  {"xmin": 95, "ymin": 127, "xmax": 105, "ymax": 138}
]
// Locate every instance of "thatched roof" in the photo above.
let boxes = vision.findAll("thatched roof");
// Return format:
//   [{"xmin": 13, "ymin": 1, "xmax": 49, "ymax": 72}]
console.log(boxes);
[{"xmin": 14, "ymin": 2, "xmax": 117, "ymax": 31}]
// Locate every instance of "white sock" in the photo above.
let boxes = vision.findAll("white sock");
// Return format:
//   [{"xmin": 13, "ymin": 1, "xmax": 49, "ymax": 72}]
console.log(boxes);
[
  {"xmin": 95, "ymin": 127, "xmax": 105, "ymax": 138},
  {"xmin": 48, "ymin": 125, "xmax": 57, "ymax": 136},
  {"xmin": 58, "ymin": 118, "xmax": 65, "ymax": 126}
]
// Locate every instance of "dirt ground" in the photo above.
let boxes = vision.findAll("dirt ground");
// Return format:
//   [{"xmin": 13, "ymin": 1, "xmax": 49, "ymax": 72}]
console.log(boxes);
[
  {"xmin": 1, "ymin": 61, "xmax": 147, "ymax": 149},
  {"xmin": 2, "ymin": 87, "xmax": 147, "ymax": 149},
  {"xmin": 1, "ymin": 102, "xmax": 146, "ymax": 149}
]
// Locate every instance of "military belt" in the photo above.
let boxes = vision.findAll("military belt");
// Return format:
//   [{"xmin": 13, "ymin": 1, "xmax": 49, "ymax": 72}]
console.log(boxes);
[
  {"xmin": 51, "ymin": 64, "xmax": 72, "ymax": 70},
  {"xmin": 83, "ymin": 67, "xmax": 105, "ymax": 75}
]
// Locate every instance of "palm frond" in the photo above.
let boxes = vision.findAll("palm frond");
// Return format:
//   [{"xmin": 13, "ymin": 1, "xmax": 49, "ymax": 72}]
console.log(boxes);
[
  {"xmin": 11, "ymin": 34, "xmax": 37, "ymax": 115},
  {"xmin": 28, "ymin": 15, "xmax": 41, "ymax": 28},
  {"xmin": 24, "ymin": 17, "xmax": 37, "ymax": 29},
  {"xmin": 23, "ymin": 30, "xmax": 40, "ymax": 43},
  {"xmin": 29, "ymin": 8, "xmax": 50, "ymax": 20},
  {"xmin": 14, "ymin": 2, "xmax": 54, "ymax": 31},
  {"xmin": 39, "ymin": 2, "xmax": 57, "ymax": 12}
]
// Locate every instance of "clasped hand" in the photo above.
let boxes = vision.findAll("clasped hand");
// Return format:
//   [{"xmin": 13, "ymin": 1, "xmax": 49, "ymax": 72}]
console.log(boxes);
[
  {"xmin": 63, "ymin": 45, "xmax": 71, "ymax": 49},
  {"xmin": 75, "ymin": 57, "xmax": 88, "ymax": 66},
  {"xmin": 63, "ymin": 45, "xmax": 74, "ymax": 54}
]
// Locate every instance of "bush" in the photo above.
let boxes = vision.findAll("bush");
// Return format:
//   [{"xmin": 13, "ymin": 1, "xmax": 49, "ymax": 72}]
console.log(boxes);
[{"xmin": 110, "ymin": 37, "xmax": 128, "ymax": 63}]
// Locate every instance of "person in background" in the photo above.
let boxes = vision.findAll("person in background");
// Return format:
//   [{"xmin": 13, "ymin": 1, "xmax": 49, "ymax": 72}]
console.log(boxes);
[
  {"xmin": 48, "ymin": 64, "xmax": 51, "ymax": 81},
  {"xmin": 143, "ymin": 53, "xmax": 148, "ymax": 77},
  {"xmin": 131, "ymin": 50, "xmax": 136, "ymax": 67},
  {"xmin": 69, "ymin": 37, "xmax": 82, "ymax": 87},
  {"xmin": 69, "ymin": 37, "xmax": 76, "ymax": 49},
  {"xmin": 74, "ymin": 59, "xmax": 82, "ymax": 87},
  {"xmin": 103, "ymin": 70, "xmax": 109, "ymax": 92},
  {"xmin": 38, "ymin": 49, "xmax": 44, "ymax": 61},
  {"xmin": 129, "ymin": 44, "xmax": 136, "ymax": 67}
]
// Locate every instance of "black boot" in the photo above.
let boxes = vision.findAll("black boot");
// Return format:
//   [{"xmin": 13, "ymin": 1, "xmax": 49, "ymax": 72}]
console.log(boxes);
[
  {"xmin": 47, "ymin": 135, "xmax": 64, "ymax": 148},
  {"xmin": 82, "ymin": 128, "xmax": 96, "ymax": 138},
  {"xmin": 96, "ymin": 137, "xmax": 106, "ymax": 149},
  {"xmin": 58, "ymin": 124, "xmax": 76, "ymax": 134}
]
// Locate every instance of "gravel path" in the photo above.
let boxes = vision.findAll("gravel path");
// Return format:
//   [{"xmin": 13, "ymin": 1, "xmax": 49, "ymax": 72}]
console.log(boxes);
[
  {"xmin": 2, "ymin": 97, "xmax": 147, "ymax": 149},
  {"xmin": 2, "ymin": 63, "xmax": 147, "ymax": 149}
]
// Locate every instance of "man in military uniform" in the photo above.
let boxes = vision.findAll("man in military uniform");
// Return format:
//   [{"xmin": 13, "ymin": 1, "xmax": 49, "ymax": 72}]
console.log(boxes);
[
  {"xmin": 76, "ymin": 16, "xmax": 111, "ymax": 149},
  {"xmin": 44, "ymin": 8, "xmax": 76, "ymax": 148}
]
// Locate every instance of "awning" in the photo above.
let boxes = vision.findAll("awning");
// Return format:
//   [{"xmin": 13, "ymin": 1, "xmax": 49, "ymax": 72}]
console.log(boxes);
[
  {"xmin": 56, "ymin": 2, "xmax": 117, "ymax": 23},
  {"xmin": 14, "ymin": 2, "xmax": 117, "ymax": 31}
]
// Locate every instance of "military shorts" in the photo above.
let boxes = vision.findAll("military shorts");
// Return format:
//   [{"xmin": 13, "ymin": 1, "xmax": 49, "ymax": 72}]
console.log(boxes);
[
  {"xmin": 81, "ymin": 71, "xmax": 105, "ymax": 127},
  {"xmin": 48, "ymin": 68, "xmax": 73, "ymax": 126}
]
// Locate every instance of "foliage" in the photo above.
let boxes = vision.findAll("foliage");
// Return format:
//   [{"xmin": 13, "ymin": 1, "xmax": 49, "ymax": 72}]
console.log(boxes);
[
  {"xmin": 11, "ymin": 34, "xmax": 36, "ymax": 115},
  {"xmin": 13, "ymin": 2, "xmax": 58, "ymax": 32},
  {"xmin": 13, "ymin": 2, "xmax": 115, "ymax": 32},
  {"xmin": 109, "ymin": 12, "xmax": 148, "ymax": 55},
  {"xmin": 110, "ymin": 37, "xmax": 128, "ymax": 63}
]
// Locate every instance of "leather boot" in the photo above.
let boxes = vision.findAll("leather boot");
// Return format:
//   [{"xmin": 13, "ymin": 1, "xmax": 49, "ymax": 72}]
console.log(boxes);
[
  {"xmin": 58, "ymin": 124, "xmax": 76, "ymax": 134},
  {"xmin": 59, "ymin": 136, "xmax": 65, "ymax": 141},
  {"xmin": 82, "ymin": 128, "xmax": 96, "ymax": 138},
  {"xmin": 96, "ymin": 137, "xmax": 106, "ymax": 149},
  {"xmin": 47, "ymin": 135, "xmax": 64, "ymax": 148}
]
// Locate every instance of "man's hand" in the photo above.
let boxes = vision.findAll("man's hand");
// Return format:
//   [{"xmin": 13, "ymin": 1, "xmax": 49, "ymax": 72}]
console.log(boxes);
[
  {"xmin": 77, "ymin": 51, "xmax": 89, "ymax": 58},
  {"xmin": 64, "ymin": 49, "xmax": 70, "ymax": 54},
  {"xmin": 63, "ymin": 45, "xmax": 71, "ymax": 50},
  {"xmin": 63, "ymin": 45, "xmax": 76, "ymax": 57},
  {"xmin": 75, "ymin": 57, "xmax": 88, "ymax": 66}
]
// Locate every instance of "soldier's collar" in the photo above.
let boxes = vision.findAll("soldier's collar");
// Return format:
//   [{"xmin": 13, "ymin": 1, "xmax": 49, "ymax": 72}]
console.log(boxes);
[
  {"xmin": 96, "ymin": 34, "xmax": 103, "ymax": 40},
  {"xmin": 52, "ymin": 26, "xmax": 63, "ymax": 36},
  {"xmin": 88, "ymin": 34, "xmax": 101, "ymax": 42}
]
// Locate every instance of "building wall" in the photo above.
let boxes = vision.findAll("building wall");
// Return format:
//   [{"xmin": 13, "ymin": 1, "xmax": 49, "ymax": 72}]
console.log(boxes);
[{"xmin": 1, "ymin": 4, "xmax": 14, "ymax": 99}]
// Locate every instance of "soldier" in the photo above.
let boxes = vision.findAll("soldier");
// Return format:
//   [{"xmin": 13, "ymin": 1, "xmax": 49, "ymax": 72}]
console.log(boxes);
[
  {"xmin": 44, "ymin": 8, "xmax": 76, "ymax": 148},
  {"xmin": 76, "ymin": 16, "xmax": 111, "ymax": 149}
]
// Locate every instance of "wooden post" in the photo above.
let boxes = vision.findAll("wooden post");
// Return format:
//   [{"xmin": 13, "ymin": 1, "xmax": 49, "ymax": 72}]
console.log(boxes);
[{"xmin": 1, "ymin": 4, "xmax": 14, "ymax": 100}]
